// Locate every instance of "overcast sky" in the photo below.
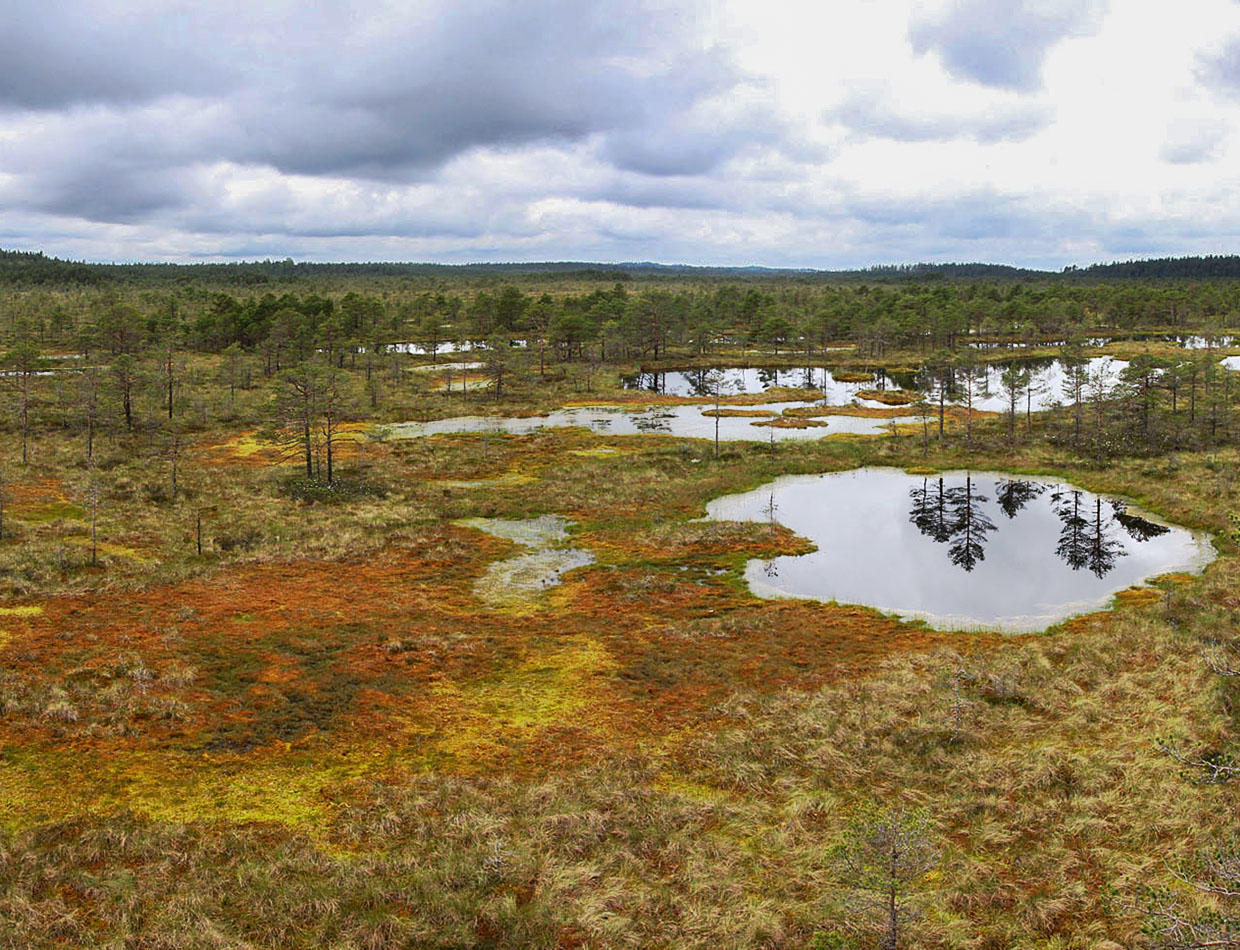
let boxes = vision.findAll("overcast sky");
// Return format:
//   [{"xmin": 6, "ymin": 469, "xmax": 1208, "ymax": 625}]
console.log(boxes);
[{"xmin": 3, "ymin": 0, "xmax": 1240, "ymax": 268}]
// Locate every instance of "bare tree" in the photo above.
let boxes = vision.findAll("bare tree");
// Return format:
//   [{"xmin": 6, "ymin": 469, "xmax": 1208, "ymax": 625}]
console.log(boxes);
[
  {"xmin": 77, "ymin": 364, "xmax": 103, "ymax": 460},
  {"xmin": 3, "ymin": 342, "xmax": 45, "ymax": 464},
  {"xmin": 0, "ymin": 461, "xmax": 9, "ymax": 541}
]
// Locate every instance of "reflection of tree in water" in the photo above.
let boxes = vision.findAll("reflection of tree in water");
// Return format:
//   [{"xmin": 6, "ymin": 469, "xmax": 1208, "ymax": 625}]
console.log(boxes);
[
  {"xmin": 1051, "ymin": 490, "xmax": 1127, "ymax": 578},
  {"xmin": 905, "ymin": 475, "xmax": 1172, "ymax": 580},
  {"xmin": 995, "ymin": 479, "xmax": 1045, "ymax": 518},
  {"xmin": 760, "ymin": 492, "xmax": 780, "ymax": 579},
  {"xmin": 1111, "ymin": 502, "xmax": 1172, "ymax": 542},
  {"xmin": 1052, "ymin": 490, "xmax": 1089, "ymax": 571},
  {"xmin": 908, "ymin": 475, "xmax": 996, "ymax": 571},
  {"xmin": 908, "ymin": 478, "xmax": 952, "ymax": 542},
  {"xmin": 630, "ymin": 371, "xmax": 663, "ymax": 393},
  {"xmin": 686, "ymin": 369, "xmax": 710, "ymax": 395},
  {"xmin": 761, "ymin": 492, "xmax": 779, "ymax": 523},
  {"xmin": 633, "ymin": 411, "xmax": 673, "ymax": 432},
  {"xmin": 944, "ymin": 475, "xmax": 996, "ymax": 571}
]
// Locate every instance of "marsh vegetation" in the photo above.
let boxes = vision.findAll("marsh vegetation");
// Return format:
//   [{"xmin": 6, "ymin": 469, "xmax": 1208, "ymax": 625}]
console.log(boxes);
[{"xmin": 3, "ymin": 259, "xmax": 1240, "ymax": 946}]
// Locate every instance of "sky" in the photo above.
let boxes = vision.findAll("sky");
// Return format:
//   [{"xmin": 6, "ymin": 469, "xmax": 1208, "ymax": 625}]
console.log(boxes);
[{"xmin": 3, "ymin": 0, "xmax": 1240, "ymax": 269}]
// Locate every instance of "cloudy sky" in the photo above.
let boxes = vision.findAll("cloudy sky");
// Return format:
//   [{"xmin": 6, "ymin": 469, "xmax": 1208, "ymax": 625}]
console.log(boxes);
[{"xmin": 3, "ymin": 0, "xmax": 1240, "ymax": 268}]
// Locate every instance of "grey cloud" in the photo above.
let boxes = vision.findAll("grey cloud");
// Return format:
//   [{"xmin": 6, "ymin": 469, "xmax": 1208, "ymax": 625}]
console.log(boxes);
[
  {"xmin": 0, "ymin": 0, "xmax": 238, "ymax": 109},
  {"xmin": 1196, "ymin": 36, "xmax": 1240, "ymax": 97},
  {"xmin": 1, "ymin": 1, "xmax": 743, "ymax": 177},
  {"xmin": 824, "ymin": 90, "xmax": 1051, "ymax": 143},
  {"xmin": 1161, "ymin": 126, "xmax": 1226, "ymax": 164},
  {"xmin": 909, "ymin": 0, "xmax": 1107, "ymax": 91},
  {"xmin": 0, "ymin": 0, "xmax": 779, "ymax": 226}
]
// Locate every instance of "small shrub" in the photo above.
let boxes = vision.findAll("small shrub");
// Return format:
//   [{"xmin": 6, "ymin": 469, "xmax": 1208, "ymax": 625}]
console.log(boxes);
[{"xmin": 276, "ymin": 474, "xmax": 386, "ymax": 504}]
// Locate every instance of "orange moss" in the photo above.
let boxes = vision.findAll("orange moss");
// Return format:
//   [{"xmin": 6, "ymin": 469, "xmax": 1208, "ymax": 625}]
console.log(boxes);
[
  {"xmin": 699, "ymin": 408, "xmax": 778, "ymax": 418},
  {"xmin": 1114, "ymin": 586, "xmax": 1162, "ymax": 608},
  {"xmin": 856, "ymin": 389, "xmax": 921, "ymax": 405},
  {"xmin": 750, "ymin": 416, "xmax": 828, "ymax": 429}
]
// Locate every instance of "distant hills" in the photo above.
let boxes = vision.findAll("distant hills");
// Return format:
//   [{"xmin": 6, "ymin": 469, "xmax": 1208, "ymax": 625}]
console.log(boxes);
[{"xmin": 4, "ymin": 248, "xmax": 1240, "ymax": 286}]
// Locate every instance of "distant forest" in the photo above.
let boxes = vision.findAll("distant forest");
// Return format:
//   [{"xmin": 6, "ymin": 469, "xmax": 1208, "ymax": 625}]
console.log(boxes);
[{"xmin": 5, "ymin": 248, "xmax": 1240, "ymax": 287}]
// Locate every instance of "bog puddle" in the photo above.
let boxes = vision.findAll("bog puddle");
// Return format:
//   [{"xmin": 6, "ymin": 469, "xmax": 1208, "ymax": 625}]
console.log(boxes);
[
  {"xmin": 623, "ymin": 358, "xmax": 1132, "ymax": 414},
  {"xmin": 386, "ymin": 403, "xmax": 916, "ymax": 442},
  {"xmin": 455, "ymin": 515, "xmax": 594, "ymax": 608},
  {"xmin": 623, "ymin": 367, "xmax": 901, "ymax": 407},
  {"xmin": 706, "ymin": 468, "xmax": 1214, "ymax": 632}
]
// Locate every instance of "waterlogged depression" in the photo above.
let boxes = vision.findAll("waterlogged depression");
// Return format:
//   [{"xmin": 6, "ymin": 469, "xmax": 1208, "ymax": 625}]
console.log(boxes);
[
  {"xmin": 385, "ymin": 404, "xmax": 918, "ymax": 441},
  {"xmin": 707, "ymin": 468, "xmax": 1214, "ymax": 632}
]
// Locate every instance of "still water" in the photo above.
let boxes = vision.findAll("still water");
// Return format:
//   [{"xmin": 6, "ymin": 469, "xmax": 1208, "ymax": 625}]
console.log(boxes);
[
  {"xmin": 384, "ymin": 404, "xmax": 918, "ymax": 441},
  {"xmin": 624, "ymin": 358, "xmax": 1128, "ymax": 413},
  {"xmin": 897, "ymin": 356, "xmax": 1128, "ymax": 413},
  {"xmin": 706, "ymin": 468, "xmax": 1213, "ymax": 631},
  {"xmin": 622, "ymin": 367, "xmax": 900, "ymax": 405}
]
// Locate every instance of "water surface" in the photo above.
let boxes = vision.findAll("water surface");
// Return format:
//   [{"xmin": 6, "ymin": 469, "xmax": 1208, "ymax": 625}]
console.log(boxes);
[
  {"xmin": 623, "ymin": 367, "xmax": 901, "ymax": 405},
  {"xmin": 455, "ymin": 515, "xmax": 594, "ymax": 607},
  {"xmin": 706, "ymin": 468, "xmax": 1213, "ymax": 631},
  {"xmin": 385, "ymin": 403, "xmax": 917, "ymax": 442}
]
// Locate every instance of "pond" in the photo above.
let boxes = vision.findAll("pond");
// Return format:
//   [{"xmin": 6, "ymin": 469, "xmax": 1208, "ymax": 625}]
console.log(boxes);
[
  {"xmin": 384, "ymin": 403, "xmax": 919, "ymax": 442},
  {"xmin": 622, "ymin": 367, "xmax": 901, "ymax": 405},
  {"xmin": 705, "ymin": 468, "xmax": 1214, "ymax": 632},
  {"xmin": 388, "ymin": 340, "xmax": 528, "ymax": 355},
  {"xmin": 624, "ymin": 358, "xmax": 1129, "ymax": 414},
  {"xmin": 893, "ymin": 356, "xmax": 1128, "ymax": 413}
]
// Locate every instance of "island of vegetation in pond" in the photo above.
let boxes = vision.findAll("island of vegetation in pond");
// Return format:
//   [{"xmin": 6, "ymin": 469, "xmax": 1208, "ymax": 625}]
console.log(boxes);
[{"xmin": 706, "ymin": 468, "xmax": 1214, "ymax": 632}]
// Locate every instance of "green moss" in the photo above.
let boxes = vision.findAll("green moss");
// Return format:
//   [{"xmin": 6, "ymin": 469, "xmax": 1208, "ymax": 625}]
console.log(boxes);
[{"xmin": 18, "ymin": 501, "xmax": 85, "ymax": 523}]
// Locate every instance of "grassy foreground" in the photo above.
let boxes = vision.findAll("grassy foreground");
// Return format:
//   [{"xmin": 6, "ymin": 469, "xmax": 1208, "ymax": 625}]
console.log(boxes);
[{"xmin": 0, "ymin": 399, "xmax": 1237, "ymax": 947}]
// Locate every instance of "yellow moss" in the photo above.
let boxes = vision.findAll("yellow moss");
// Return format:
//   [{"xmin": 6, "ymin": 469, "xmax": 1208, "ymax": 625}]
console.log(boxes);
[
  {"xmin": 220, "ymin": 431, "xmax": 270, "ymax": 457},
  {"xmin": 568, "ymin": 447, "xmax": 622, "ymax": 457},
  {"xmin": 656, "ymin": 776, "xmax": 734, "ymax": 804},
  {"xmin": 435, "ymin": 472, "xmax": 538, "ymax": 489},
  {"xmin": 0, "ymin": 630, "xmax": 9, "ymax": 649},
  {"xmin": 905, "ymin": 466, "xmax": 939, "ymax": 476},
  {"xmin": 0, "ymin": 744, "xmax": 389, "ymax": 833},
  {"xmin": 430, "ymin": 636, "xmax": 615, "ymax": 758},
  {"xmin": 0, "ymin": 605, "xmax": 42, "ymax": 617},
  {"xmin": 63, "ymin": 538, "xmax": 146, "ymax": 561}
]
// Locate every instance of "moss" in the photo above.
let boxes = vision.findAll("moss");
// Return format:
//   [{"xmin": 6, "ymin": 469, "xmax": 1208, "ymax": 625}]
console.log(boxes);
[
  {"xmin": 0, "ymin": 744, "xmax": 381, "ymax": 832},
  {"xmin": 856, "ymin": 388, "xmax": 920, "ymax": 406},
  {"xmin": 63, "ymin": 537, "xmax": 146, "ymax": 561},
  {"xmin": 700, "ymin": 408, "xmax": 779, "ymax": 418},
  {"xmin": 0, "ymin": 605, "xmax": 43, "ymax": 617},
  {"xmin": 17, "ymin": 501, "xmax": 85, "ymax": 523},
  {"xmin": 431, "ymin": 636, "xmax": 616, "ymax": 759},
  {"xmin": 749, "ymin": 416, "xmax": 828, "ymax": 429}
]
